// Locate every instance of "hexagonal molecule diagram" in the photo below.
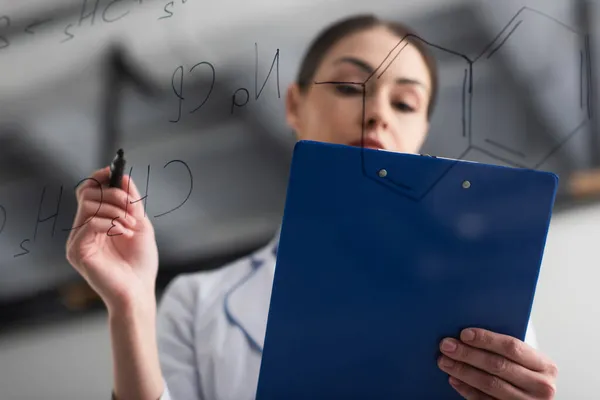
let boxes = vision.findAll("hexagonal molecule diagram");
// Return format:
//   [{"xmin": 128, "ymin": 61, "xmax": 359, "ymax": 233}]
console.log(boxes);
[
  {"xmin": 313, "ymin": 6, "xmax": 591, "ymax": 201},
  {"xmin": 469, "ymin": 7, "xmax": 591, "ymax": 171}
]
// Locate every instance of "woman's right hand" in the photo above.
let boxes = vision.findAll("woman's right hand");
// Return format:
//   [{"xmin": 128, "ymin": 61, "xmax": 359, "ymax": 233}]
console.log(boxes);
[{"xmin": 65, "ymin": 166, "xmax": 159, "ymax": 313}]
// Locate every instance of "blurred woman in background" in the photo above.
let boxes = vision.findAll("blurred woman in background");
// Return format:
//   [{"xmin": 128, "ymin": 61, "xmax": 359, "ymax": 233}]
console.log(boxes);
[{"xmin": 66, "ymin": 14, "xmax": 558, "ymax": 400}]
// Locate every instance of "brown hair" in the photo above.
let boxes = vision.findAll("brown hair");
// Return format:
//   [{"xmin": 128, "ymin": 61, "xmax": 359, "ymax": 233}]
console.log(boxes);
[{"xmin": 296, "ymin": 14, "xmax": 438, "ymax": 120}]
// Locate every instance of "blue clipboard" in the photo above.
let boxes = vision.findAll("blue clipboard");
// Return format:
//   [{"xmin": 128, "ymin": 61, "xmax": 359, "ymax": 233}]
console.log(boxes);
[{"xmin": 255, "ymin": 140, "xmax": 558, "ymax": 399}]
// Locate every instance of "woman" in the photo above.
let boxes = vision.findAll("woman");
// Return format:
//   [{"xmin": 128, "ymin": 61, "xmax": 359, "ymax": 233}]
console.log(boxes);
[{"xmin": 66, "ymin": 14, "xmax": 558, "ymax": 400}]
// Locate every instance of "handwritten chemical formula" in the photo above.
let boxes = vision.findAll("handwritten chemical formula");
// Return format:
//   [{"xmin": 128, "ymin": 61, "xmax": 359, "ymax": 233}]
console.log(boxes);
[
  {"xmin": 0, "ymin": 160, "xmax": 193, "ymax": 258},
  {"xmin": 313, "ymin": 6, "xmax": 594, "ymax": 201},
  {"xmin": 0, "ymin": 4, "xmax": 594, "ymax": 262},
  {"xmin": 169, "ymin": 43, "xmax": 280, "ymax": 123},
  {"xmin": 0, "ymin": 0, "xmax": 190, "ymax": 47}
]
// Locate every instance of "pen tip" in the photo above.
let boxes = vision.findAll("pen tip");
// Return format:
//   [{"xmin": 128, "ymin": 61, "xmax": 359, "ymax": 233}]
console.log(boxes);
[{"xmin": 117, "ymin": 148, "xmax": 124, "ymax": 157}]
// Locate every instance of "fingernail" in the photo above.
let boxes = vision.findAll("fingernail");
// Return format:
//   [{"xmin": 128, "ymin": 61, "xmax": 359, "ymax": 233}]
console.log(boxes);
[
  {"xmin": 441, "ymin": 338, "xmax": 457, "ymax": 352},
  {"xmin": 439, "ymin": 356, "xmax": 455, "ymax": 368},
  {"xmin": 449, "ymin": 377, "xmax": 461, "ymax": 387},
  {"xmin": 462, "ymin": 329, "xmax": 475, "ymax": 342}
]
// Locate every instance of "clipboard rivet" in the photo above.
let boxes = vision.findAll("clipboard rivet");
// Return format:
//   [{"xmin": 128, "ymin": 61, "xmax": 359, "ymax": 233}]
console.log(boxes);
[
  {"xmin": 378, "ymin": 169, "xmax": 387, "ymax": 178},
  {"xmin": 462, "ymin": 180, "xmax": 471, "ymax": 189}
]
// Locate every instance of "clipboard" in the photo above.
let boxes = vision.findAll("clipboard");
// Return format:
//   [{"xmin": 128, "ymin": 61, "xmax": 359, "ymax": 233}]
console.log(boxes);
[{"xmin": 255, "ymin": 140, "xmax": 558, "ymax": 399}]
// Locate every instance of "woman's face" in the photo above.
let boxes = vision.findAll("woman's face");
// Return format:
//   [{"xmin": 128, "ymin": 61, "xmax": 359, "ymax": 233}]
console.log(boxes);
[{"xmin": 286, "ymin": 26, "xmax": 432, "ymax": 153}]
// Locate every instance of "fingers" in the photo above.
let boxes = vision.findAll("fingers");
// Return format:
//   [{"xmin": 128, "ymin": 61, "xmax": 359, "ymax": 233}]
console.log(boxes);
[
  {"xmin": 439, "ymin": 329, "xmax": 559, "ymax": 399},
  {"xmin": 69, "ymin": 170, "xmax": 107, "ymax": 243},
  {"xmin": 438, "ymin": 355, "xmax": 525, "ymax": 399},
  {"xmin": 79, "ymin": 215, "xmax": 134, "ymax": 239},
  {"xmin": 439, "ymin": 338, "xmax": 550, "ymax": 396},
  {"xmin": 66, "ymin": 216, "xmax": 133, "ymax": 267},
  {"xmin": 75, "ymin": 167, "xmax": 145, "ymax": 215},
  {"xmin": 67, "ymin": 167, "xmax": 146, "ymax": 244},
  {"xmin": 449, "ymin": 377, "xmax": 495, "ymax": 400},
  {"xmin": 120, "ymin": 173, "xmax": 145, "ymax": 206},
  {"xmin": 77, "ymin": 177, "xmax": 146, "ymax": 221},
  {"xmin": 75, "ymin": 167, "xmax": 110, "ymax": 200},
  {"xmin": 79, "ymin": 200, "xmax": 138, "ymax": 230},
  {"xmin": 67, "ymin": 189, "xmax": 138, "ymax": 241},
  {"xmin": 459, "ymin": 329, "xmax": 550, "ymax": 373}
]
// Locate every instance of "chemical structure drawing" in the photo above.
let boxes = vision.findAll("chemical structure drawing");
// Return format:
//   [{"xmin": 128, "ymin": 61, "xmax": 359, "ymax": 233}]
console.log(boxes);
[{"xmin": 314, "ymin": 6, "xmax": 594, "ymax": 202}]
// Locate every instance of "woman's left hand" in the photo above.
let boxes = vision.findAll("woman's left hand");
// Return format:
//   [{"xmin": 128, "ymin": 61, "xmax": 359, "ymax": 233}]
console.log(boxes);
[{"xmin": 437, "ymin": 328, "xmax": 558, "ymax": 399}]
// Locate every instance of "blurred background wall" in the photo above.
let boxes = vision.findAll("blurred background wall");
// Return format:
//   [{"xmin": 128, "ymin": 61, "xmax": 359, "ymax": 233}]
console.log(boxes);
[{"xmin": 0, "ymin": 0, "xmax": 598, "ymax": 398}]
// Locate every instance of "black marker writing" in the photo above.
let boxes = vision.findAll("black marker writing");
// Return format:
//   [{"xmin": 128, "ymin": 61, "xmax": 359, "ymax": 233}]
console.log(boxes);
[
  {"xmin": 0, "ymin": 205, "xmax": 6, "ymax": 235},
  {"xmin": 79, "ymin": 0, "xmax": 101, "ymax": 27},
  {"xmin": 25, "ymin": 18, "xmax": 53, "ymax": 34},
  {"xmin": 314, "ymin": 6, "xmax": 591, "ymax": 202},
  {"xmin": 63, "ymin": 177, "xmax": 104, "ymax": 233},
  {"xmin": 462, "ymin": 68, "xmax": 467, "ymax": 138},
  {"xmin": 375, "ymin": 41, "xmax": 411, "ymax": 80},
  {"xmin": 585, "ymin": 34, "xmax": 593, "ymax": 120},
  {"xmin": 0, "ymin": 0, "xmax": 184, "ymax": 49},
  {"xmin": 154, "ymin": 160, "xmax": 193, "ymax": 218},
  {"xmin": 61, "ymin": 24, "xmax": 75, "ymax": 43},
  {"xmin": 14, "ymin": 240, "xmax": 31, "ymax": 258},
  {"xmin": 0, "ymin": 16, "xmax": 10, "ymax": 49},
  {"xmin": 117, "ymin": 161, "xmax": 194, "ymax": 221},
  {"xmin": 470, "ymin": 146, "xmax": 527, "ymax": 169},
  {"xmin": 159, "ymin": 2, "xmax": 175, "ymax": 20},
  {"xmin": 13, "ymin": 186, "xmax": 64, "ymax": 258},
  {"xmin": 33, "ymin": 185, "xmax": 64, "ymax": 243},
  {"xmin": 486, "ymin": 20, "xmax": 523, "ymax": 60},
  {"xmin": 170, "ymin": 62, "xmax": 216, "ymax": 123},
  {"xmin": 59, "ymin": 0, "xmax": 147, "ymax": 44},
  {"xmin": 231, "ymin": 89, "xmax": 250, "ymax": 114},
  {"xmin": 533, "ymin": 120, "xmax": 588, "ymax": 169},
  {"xmin": 580, "ymin": 50, "xmax": 584, "ymax": 109},
  {"xmin": 169, "ymin": 44, "xmax": 280, "ymax": 120},
  {"xmin": 190, "ymin": 62, "xmax": 215, "ymax": 113},
  {"xmin": 159, "ymin": 0, "xmax": 189, "ymax": 20},
  {"xmin": 231, "ymin": 43, "xmax": 280, "ymax": 114},
  {"xmin": 122, "ymin": 160, "xmax": 193, "ymax": 220},
  {"xmin": 1, "ymin": 160, "xmax": 191, "ymax": 260},
  {"xmin": 255, "ymin": 44, "xmax": 280, "ymax": 101},
  {"xmin": 124, "ymin": 166, "xmax": 133, "ymax": 217},
  {"xmin": 129, "ymin": 165, "xmax": 150, "ymax": 218},
  {"xmin": 103, "ymin": 0, "xmax": 131, "ymax": 24},
  {"xmin": 107, "ymin": 216, "xmax": 123, "ymax": 237},
  {"xmin": 170, "ymin": 66, "xmax": 184, "ymax": 123},
  {"xmin": 0, "ymin": 4, "xmax": 594, "ymax": 262},
  {"xmin": 484, "ymin": 138, "xmax": 526, "ymax": 159}
]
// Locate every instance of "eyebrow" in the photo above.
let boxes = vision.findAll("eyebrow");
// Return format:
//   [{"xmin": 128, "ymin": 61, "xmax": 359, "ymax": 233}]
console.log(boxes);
[{"xmin": 333, "ymin": 56, "xmax": 428, "ymax": 90}]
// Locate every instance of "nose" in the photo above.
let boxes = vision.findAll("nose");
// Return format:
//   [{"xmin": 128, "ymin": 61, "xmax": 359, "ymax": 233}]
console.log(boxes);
[
  {"xmin": 363, "ymin": 92, "xmax": 391, "ymax": 132},
  {"xmin": 366, "ymin": 116, "xmax": 386, "ymax": 130}
]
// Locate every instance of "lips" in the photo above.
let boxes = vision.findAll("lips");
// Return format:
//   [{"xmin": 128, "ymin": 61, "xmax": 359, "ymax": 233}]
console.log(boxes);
[{"xmin": 348, "ymin": 137, "xmax": 385, "ymax": 150}]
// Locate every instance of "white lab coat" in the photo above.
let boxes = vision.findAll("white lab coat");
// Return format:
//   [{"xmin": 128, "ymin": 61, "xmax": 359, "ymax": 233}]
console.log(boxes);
[{"xmin": 155, "ymin": 231, "xmax": 538, "ymax": 400}]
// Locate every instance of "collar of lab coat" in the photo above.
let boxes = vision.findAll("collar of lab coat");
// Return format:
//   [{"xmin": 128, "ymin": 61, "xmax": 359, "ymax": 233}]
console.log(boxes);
[{"xmin": 223, "ymin": 227, "xmax": 281, "ymax": 354}]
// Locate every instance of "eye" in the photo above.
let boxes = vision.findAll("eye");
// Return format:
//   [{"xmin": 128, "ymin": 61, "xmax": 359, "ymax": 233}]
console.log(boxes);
[
  {"xmin": 335, "ymin": 84, "xmax": 363, "ymax": 95},
  {"xmin": 393, "ymin": 102, "xmax": 416, "ymax": 113}
]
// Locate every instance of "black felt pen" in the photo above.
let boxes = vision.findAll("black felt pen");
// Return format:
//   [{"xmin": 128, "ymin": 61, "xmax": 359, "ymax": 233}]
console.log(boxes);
[{"xmin": 109, "ymin": 149, "xmax": 126, "ymax": 188}]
